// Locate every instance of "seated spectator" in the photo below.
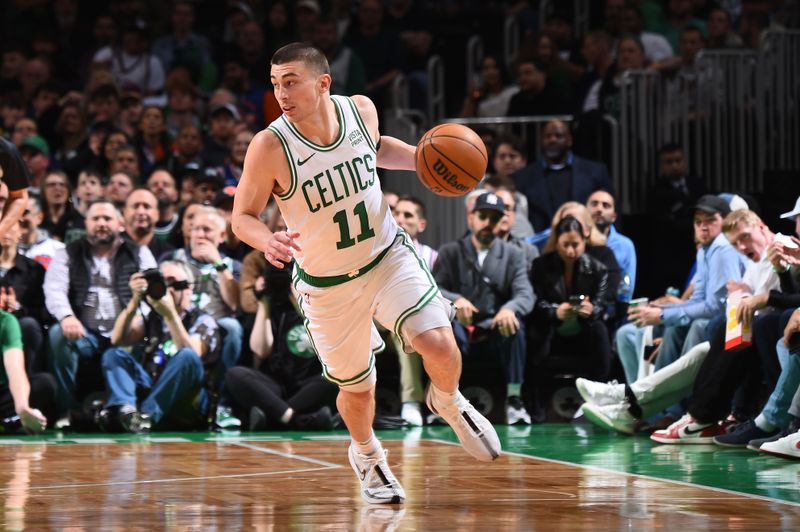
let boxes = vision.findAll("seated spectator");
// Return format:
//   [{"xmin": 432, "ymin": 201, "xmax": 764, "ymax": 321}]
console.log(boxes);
[
  {"xmin": 0, "ymin": 310, "xmax": 54, "ymax": 434},
  {"xmin": 39, "ymin": 170, "xmax": 85, "ymax": 244},
  {"xmin": 86, "ymin": 83, "xmax": 121, "ymax": 126},
  {"xmin": 193, "ymin": 167, "xmax": 225, "ymax": 205},
  {"xmin": 203, "ymin": 104, "xmax": 240, "ymax": 168},
  {"xmin": 119, "ymin": 89, "xmax": 145, "ymax": 140},
  {"xmin": 106, "ymin": 172, "xmax": 136, "ymax": 210},
  {"xmin": 161, "ymin": 206, "xmax": 242, "ymax": 428},
  {"xmin": 218, "ymin": 52, "xmax": 266, "ymax": 131},
  {"xmin": 146, "ymin": 169, "xmax": 181, "ymax": 243},
  {"xmin": 74, "ymin": 169, "xmax": 105, "ymax": 216},
  {"xmin": 513, "ymin": 119, "xmax": 613, "ymax": 232},
  {"xmin": 164, "ymin": 79, "xmax": 200, "ymax": 138},
  {"xmin": 618, "ymin": 5, "xmax": 674, "ymax": 63},
  {"xmin": 0, "ymin": 220, "xmax": 48, "ymax": 373},
  {"xmin": 706, "ymin": 8, "xmax": 743, "ymax": 49},
  {"xmin": 17, "ymin": 195, "xmax": 65, "ymax": 270},
  {"xmin": 582, "ymin": 35, "xmax": 647, "ymax": 116},
  {"xmin": 528, "ymin": 215, "xmax": 611, "ymax": 422},
  {"xmin": 650, "ymin": 26, "xmax": 706, "ymax": 77},
  {"xmin": 122, "ymin": 188, "xmax": 174, "ymax": 259},
  {"xmin": 108, "ymin": 145, "xmax": 141, "ymax": 181},
  {"xmin": 619, "ymin": 195, "xmax": 746, "ymax": 384},
  {"xmin": 460, "ymin": 53, "xmax": 519, "ymax": 118},
  {"xmin": 312, "ymin": 17, "xmax": 367, "ymax": 97},
  {"xmin": 492, "ymin": 188, "xmax": 539, "ymax": 273},
  {"xmin": 151, "ymin": 1, "xmax": 214, "ymax": 87},
  {"xmin": 51, "ymin": 102, "xmax": 88, "ymax": 175},
  {"xmin": 167, "ymin": 125, "xmax": 204, "ymax": 182},
  {"xmin": 507, "ymin": 58, "xmax": 570, "ymax": 117},
  {"xmin": 44, "ymin": 200, "xmax": 156, "ymax": 426},
  {"xmin": 240, "ymin": 208, "xmax": 284, "ymax": 317},
  {"xmin": 99, "ymin": 261, "xmax": 219, "ymax": 433},
  {"xmin": 10, "ymin": 117, "xmax": 38, "ymax": 147},
  {"xmin": 481, "ymin": 134, "xmax": 534, "ymax": 239},
  {"xmin": 221, "ymin": 130, "xmax": 253, "ymax": 188},
  {"xmin": 97, "ymin": 130, "xmax": 133, "ymax": 176},
  {"xmin": 587, "ymin": 189, "xmax": 637, "ymax": 307},
  {"xmin": 434, "ymin": 192, "xmax": 534, "ymax": 425},
  {"xmin": 660, "ymin": 0, "xmax": 708, "ymax": 51},
  {"xmin": 19, "ymin": 135, "xmax": 50, "ymax": 195},
  {"xmin": 226, "ymin": 262, "xmax": 337, "ymax": 430},
  {"xmin": 527, "ymin": 33, "xmax": 575, "ymax": 103},
  {"xmin": 133, "ymin": 106, "xmax": 171, "ymax": 176}
]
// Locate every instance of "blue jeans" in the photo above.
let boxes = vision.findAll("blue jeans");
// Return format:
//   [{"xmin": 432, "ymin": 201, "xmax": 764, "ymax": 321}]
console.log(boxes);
[
  {"xmin": 102, "ymin": 347, "xmax": 204, "ymax": 423},
  {"xmin": 48, "ymin": 325, "xmax": 109, "ymax": 412},
  {"xmin": 615, "ymin": 322, "xmax": 645, "ymax": 384},
  {"xmin": 762, "ymin": 338, "xmax": 800, "ymax": 428},
  {"xmin": 216, "ymin": 317, "xmax": 242, "ymax": 400}
]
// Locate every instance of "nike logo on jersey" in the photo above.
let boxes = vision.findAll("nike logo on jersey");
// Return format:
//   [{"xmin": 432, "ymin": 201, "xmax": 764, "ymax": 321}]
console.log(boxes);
[{"xmin": 297, "ymin": 153, "xmax": 316, "ymax": 166}]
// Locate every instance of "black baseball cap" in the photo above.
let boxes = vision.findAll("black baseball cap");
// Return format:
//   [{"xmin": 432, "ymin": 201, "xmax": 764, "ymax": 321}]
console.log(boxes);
[
  {"xmin": 694, "ymin": 194, "xmax": 731, "ymax": 217},
  {"xmin": 213, "ymin": 186, "xmax": 236, "ymax": 208},
  {"xmin": 472, "ymin": 192, "xmax": 506, "ymax": 215},
  {"xmin": 196, "ymin": 167, "xmax": 225, "ymax": 188}
]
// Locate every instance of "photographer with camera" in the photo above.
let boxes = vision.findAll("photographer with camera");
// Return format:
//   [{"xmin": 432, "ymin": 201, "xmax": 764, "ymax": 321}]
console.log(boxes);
[
  {"xmin": 224, "ymin": 261, "xmax": 337, "ymax": 431},
  {"xmin": 527, "ymin": 215, "xmax": 612, "ymax": 422},
  {"xmin": 44, "ymin": 200, "xmax": 157, "ymax": 427},
  {"xmin": 99, "ymin": 261, "xmax": 220, "ymax": 433}
]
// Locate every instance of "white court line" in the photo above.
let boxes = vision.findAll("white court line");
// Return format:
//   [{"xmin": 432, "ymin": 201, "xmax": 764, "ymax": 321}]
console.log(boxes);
[
  {"xmin": 426, "ymin": 438, "xmax": 800, "ymax": 509},
  {"xmin": 229, "ymin": 441, "xmax": 342, "ymax": 468},
  {"xmin": 0, "ymin": 466, "xmax": 333, "ymax": 494}
]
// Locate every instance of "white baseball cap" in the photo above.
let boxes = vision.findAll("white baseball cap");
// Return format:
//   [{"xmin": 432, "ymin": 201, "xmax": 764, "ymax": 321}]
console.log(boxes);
[{"xmin": 780, "ymin": 196, "xmax": 800, "ymax": 219}]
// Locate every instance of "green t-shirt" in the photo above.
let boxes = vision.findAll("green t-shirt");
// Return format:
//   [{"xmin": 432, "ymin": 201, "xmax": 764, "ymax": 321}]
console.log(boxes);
[{"xmin": 0, "ymin": 310, "xmax": 23, "ymax": 386}]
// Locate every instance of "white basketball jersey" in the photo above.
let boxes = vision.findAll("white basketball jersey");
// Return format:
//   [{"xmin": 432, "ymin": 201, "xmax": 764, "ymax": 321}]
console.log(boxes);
[{"xmin": 268, "ymin": 95, "xmax": 397, "ymax": 277}]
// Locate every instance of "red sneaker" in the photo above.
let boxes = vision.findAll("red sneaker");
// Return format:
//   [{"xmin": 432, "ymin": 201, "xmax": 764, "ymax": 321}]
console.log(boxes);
[{"xmin": 650, "ymin": 414, "xmax": 728, "ymax": 444}]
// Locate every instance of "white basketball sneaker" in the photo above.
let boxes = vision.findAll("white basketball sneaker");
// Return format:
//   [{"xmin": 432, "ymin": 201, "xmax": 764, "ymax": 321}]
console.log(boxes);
[
  {"xmin": 575, "ymin": 378, "xmax": 626, "ymax": 406},
  {"xmin": 426, "ymin": 386, "xmax": 501, "ymax": 462},
  {"xmin": 348, "ymin": 445, "xmax": 406, "ymax": 504}
]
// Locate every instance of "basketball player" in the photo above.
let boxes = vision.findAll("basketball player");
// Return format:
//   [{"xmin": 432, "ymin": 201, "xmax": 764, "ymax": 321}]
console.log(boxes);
[{"xmin": 232, "ymin": 43, "xmax": 501, "ymax": 504}]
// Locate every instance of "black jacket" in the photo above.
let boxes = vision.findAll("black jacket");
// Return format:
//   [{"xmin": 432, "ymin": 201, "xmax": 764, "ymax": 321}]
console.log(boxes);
[
  {"xmin": 0, "ymin": 254, "xmax": 48, "ymax": 323},
  {"xmin": 434, "ymin": 236, "xmax": 534, "ymax": 328},
  {"xmin": 530, "ymin": 251, "xmax": 609, "ymax": 324}
]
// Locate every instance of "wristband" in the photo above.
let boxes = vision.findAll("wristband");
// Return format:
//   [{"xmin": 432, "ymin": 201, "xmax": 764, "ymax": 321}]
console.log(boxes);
[{"xmin": 214, "ymin": 260, "xmax": 228, "ymax": 272}]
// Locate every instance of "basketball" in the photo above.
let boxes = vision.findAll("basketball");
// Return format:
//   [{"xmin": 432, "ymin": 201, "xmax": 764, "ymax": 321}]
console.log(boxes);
[{"xmin": 415, "ymin": 123, "xmax": 488, "ymax": 197}]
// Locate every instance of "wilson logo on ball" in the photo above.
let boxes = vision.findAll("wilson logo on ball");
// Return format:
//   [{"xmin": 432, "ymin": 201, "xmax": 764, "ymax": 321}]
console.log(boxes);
[{"xmin": 432, "ymin": 159, "xmax": 470, "ymax": 193}]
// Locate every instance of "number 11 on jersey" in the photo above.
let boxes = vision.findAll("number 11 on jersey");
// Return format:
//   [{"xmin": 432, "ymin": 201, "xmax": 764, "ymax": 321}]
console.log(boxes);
[{"xmin": 333, "ymin": 200, "xmax": 375, "ymax": 250}]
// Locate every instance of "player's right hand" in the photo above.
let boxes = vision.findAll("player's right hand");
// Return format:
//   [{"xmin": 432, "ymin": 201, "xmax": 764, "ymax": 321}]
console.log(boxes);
[{"xmin": 265, "ymin": 231, "xmax": 302, "ymax": 268}]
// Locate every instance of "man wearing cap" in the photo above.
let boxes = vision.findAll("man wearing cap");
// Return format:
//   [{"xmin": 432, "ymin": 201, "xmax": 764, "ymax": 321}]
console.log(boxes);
[
  {"xmin": 433, "ymin": 192, "xmax": 535, "ymax": 424},
  {"xmin": 0, "ymin": 137, "xmax": 31, "ymax": 238},
  {"xmin": 193, "ymin": 167, "xmax": 225, "ymax": 205},
  {"xmin": 18, "ymin": 135, "xmax": 49, "ymax": 195},
  {"xmin": 622, "ymin": 194, "xmax": 747, "ymax": 377},
  {"xmin": 203, "ymin": 104, "xmax": 240, "ymax": 167},
  {"xmin": 779, "ymin": 196, "xmax": 800, "ymax": 237}
]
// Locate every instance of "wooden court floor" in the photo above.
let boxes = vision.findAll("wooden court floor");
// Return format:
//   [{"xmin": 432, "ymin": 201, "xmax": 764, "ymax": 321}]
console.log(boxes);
[{"xmin": 1, "ymin": 424, "xmax": 799, "ymax": 530}]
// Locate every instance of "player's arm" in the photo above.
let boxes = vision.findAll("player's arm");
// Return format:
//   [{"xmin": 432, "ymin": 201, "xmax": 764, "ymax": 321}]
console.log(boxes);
[
  {"xmin": 232, "ymin": 130, "xmax": 300, "ymax": 269},
  {"xmin": 352, "ymin": 95, "xmax": 415, "ymax": 171},
  {"xmin": 0, "ymin": 188, "xmax": 28, "ymax": 236}
]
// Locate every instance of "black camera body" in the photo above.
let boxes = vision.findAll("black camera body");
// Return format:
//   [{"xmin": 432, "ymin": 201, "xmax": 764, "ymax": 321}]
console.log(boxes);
[
  {"xmin": 254, "ymin": 261, "xmax": 293, "ymax": 302},
  {"xmin": 142, "ymin": 268, "xmax": 167, "ymax": 300}
]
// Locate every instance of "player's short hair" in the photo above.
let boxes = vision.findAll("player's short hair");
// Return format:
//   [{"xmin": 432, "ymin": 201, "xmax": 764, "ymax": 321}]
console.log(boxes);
[{"xmin": 271, "ymin": 42, "xmax": 330, "ymax": 76}]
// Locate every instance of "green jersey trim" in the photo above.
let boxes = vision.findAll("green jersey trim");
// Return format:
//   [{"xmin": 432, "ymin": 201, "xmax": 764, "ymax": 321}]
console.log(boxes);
[
  {"xmin": 281, "ymin": 98, "xmax": 346, "ymax": 151},
  {"xmin": 293, "ymin": 231, "xmax": 398, "ymax": 287},
  {"xmin": 345, "ymin": 97, "xmax": 377, "ymax": 154},
  {"xmin": 392, "ymin": 230, "xmax": 440, "ymax": 352},
  {"xmin": 267, "ymin": 126, "xmax": 298, "ymax": 200}
]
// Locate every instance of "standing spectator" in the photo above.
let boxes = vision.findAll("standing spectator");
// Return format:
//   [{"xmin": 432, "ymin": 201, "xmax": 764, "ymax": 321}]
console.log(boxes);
[
  {"xmin": 147, "ymin": 169, "xmax": 181, "ymax": 243},
  {"xmin": 513, "ymin": 119, "xmax": 613, "ymax": 232},
  {"xmin": 44, "ymin": 200, "xmax": 156, "ymax": 424},
  {"xmin": 39, "ymin": 170, "xmax": 84, "ymax": 243},
  {"xmin": 434, "ymin": 192, "xmax": 534, "ymax": 425},
  {"xmin": 100, "ymin": 261, "xmax": 219, "ymax": 433},
  {"xmin": 122, "ymin": 188, "xmax": 174, "ymax": 259},
  {"xmin": 18, "ymin": 196, "xmax": 65, "ymax": 270}
]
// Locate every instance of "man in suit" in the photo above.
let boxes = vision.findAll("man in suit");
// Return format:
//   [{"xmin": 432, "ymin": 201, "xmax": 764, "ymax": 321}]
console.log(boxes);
[
  {"xmin": 433, "ymin": 192, "xmax": 535, "ymax": 424},
  {"xmin": 513, "ymin": 119, "xmax": 613, "ymax": 232}
]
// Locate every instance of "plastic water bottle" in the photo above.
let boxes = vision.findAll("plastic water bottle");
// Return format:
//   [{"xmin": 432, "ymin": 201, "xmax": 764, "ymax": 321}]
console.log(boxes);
[
  {"xmin": 666, "ymin": 286, "xmax": 681, "ymax": 298},
  {"xmin": 618, "ymin": 274, "xmax": 633, "ymax": 303}
]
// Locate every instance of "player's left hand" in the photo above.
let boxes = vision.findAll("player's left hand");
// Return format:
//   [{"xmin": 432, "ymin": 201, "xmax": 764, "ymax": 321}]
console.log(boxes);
[
  {"xmin": 265, "ymin": 231, "xmax": 302, "ymax": 268},
  {"xmin": 491, "ymin": 308, "xmax": 519, "ymax": 337}
]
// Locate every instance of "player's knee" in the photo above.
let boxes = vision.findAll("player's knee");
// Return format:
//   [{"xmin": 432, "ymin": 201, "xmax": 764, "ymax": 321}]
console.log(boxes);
[
  {"xmin": 411, "ymin": 326, "xmax": 457, "ymax": 358},
  {"xmin": 334, "ymin": 366, "xmax": 377, "ymax": 394}
]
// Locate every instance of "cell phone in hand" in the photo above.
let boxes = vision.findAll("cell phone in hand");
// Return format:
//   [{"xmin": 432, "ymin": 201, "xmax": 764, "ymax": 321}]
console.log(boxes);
[
  {"xmin": 789, "ymin": 333, "xmax": 800, "ymax": 355},
  {"xmin": 569, "ymin": 295, "xmax": 586, "ymax": 308}
]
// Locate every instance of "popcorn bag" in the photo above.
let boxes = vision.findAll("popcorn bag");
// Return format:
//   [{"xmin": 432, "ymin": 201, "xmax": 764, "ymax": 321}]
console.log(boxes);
[{"xmin": 725, "ymin": 290, "xmax": 752, "ymax": 351}]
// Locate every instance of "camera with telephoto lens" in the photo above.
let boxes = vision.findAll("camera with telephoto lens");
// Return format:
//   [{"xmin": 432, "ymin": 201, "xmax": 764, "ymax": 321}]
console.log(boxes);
[
  {"xmin": 254, "ymin": 261, "xmax": 293, "ymax": 302},
  {"xmin": 141, "ymin": 268, "xmax": 167, "ymax": 300}
]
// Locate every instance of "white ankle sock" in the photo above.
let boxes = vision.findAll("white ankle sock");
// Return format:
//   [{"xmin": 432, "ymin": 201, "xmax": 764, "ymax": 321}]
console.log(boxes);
[
  {"xmin": 754, "ymin": 414, "xmax": 776, "ymax": 432},
  {"xmin": 353, "ymin": 433, "xmax": 381, "ymax": 456}
]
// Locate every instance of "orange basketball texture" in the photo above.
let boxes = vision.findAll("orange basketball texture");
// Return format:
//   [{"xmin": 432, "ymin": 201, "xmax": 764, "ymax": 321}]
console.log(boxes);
[{"xmin": 415, "ymin": 124, "xmax": 488, "ymax": 197}]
